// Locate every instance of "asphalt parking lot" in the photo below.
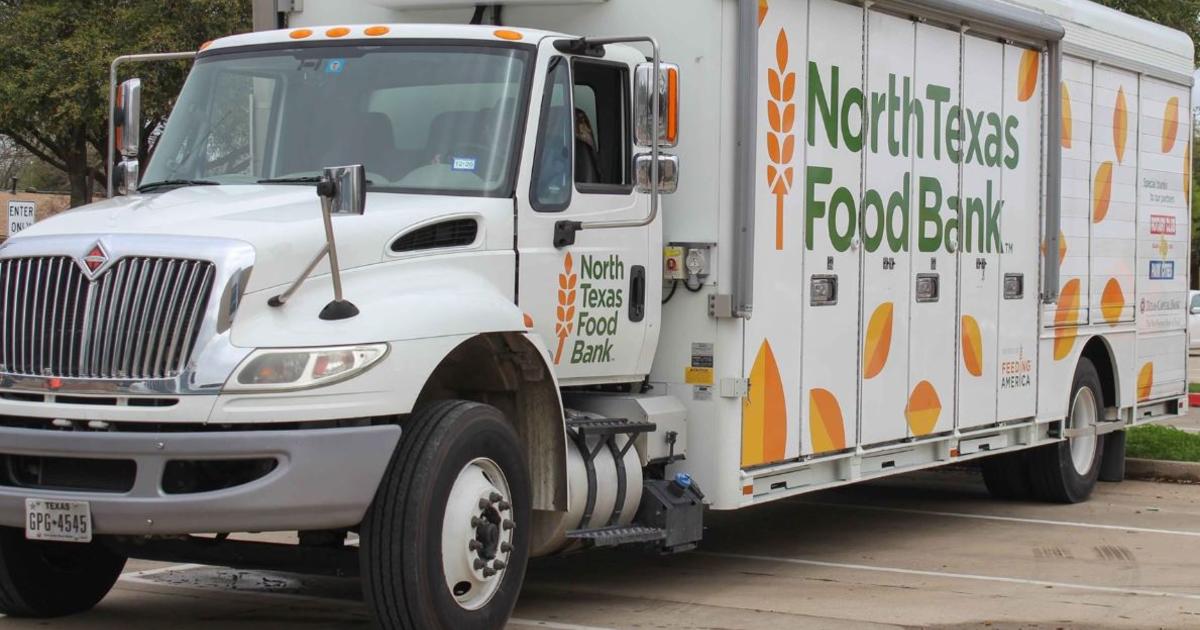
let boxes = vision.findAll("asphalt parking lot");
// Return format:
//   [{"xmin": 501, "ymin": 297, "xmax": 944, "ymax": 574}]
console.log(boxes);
[{"xmin": 4, "ymin": 466, "xmax": 1199, "ymax": 629}]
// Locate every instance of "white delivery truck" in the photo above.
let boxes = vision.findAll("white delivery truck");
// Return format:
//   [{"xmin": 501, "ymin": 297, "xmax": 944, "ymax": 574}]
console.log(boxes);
[{"xmin": 0, "ymin": 0, "xmax": 1191, "ymax": 628}]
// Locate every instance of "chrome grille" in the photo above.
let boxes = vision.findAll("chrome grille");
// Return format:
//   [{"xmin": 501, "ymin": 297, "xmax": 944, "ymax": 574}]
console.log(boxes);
[{"xmin": 0, "ymin": 256, "xmax": 215, "ymax": 379}]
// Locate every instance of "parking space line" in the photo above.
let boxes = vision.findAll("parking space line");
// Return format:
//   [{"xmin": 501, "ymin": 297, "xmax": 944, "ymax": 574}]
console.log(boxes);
[
  {"xmin": 121, "ymin": 563, "xmax": 206, "ymax": 579},
  {"xmin": 701, "ymin": 552, "xmax": 1200, "ymax": 601},
  {"xmin": 508, "ymin": 620, "xmax": 614, "ymax": 630},
  {"xmin": 117, "ymin": 564, "xmax": 613, "ymax": 630},
  {"xmin": 800, "ymin": 501, "xmax": 1200, "ymax": 538}
]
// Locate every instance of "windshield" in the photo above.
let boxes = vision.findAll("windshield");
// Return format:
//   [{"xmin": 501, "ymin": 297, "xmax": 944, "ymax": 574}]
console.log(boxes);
[{"xmin": 142, "ymin": 43, "xmax": 532, "ymax": 196}]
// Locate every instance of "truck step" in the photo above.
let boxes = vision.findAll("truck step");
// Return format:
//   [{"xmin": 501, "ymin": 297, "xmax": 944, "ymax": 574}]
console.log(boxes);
[
  {"xmin": 566, "ymin": 525, "xmax": 668, "ymax": 547},
  {"xmin": 566, "ymin": 416, "xmax": 656, "ymax": 438}
]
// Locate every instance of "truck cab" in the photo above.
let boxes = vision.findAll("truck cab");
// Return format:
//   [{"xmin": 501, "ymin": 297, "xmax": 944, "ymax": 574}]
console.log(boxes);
[{"xmin": 0, "ymin": 16, "xmax": 685, "ymax": 630}]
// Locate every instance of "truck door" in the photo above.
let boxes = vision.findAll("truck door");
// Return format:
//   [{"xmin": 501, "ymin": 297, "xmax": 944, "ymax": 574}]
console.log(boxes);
[
  {"xmin": 516, "ymin": 44, "xmax": 658, "ymax": 385},
  {"xmin": 957, "ymin": 36, "xmax": 1004, "ymax": 430}
]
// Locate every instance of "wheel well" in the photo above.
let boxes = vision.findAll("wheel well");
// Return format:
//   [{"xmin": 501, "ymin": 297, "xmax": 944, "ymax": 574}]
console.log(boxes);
[
  {"xmin": 414, "ymin": 333, "xmax": 566, "ymax": 512},
  {"xmin": 1080, "ymin": 336, "xmax": 1117, "ymax": 409}
]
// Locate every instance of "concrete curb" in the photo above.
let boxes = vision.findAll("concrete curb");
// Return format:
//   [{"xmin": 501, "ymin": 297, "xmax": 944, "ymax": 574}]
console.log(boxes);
[{"xmin": 1126, "ymin": 457, "xmax": 1200, "ymax": 483}]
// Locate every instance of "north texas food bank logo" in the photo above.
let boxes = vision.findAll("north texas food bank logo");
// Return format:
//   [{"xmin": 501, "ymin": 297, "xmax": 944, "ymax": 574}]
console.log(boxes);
[{"xmin": 552, "ymin": 252, "xmax": 625, "ymax": 365}]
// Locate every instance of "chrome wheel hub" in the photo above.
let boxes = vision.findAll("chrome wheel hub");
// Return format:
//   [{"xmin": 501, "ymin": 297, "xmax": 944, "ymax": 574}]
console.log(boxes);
[
  {"xmin": 1068, "ymin": 386, "xmax": 1099, "ymax": 476},
  {"xmin": 441, "ymin": 457, "xmax": 514, "ymax": 611}
]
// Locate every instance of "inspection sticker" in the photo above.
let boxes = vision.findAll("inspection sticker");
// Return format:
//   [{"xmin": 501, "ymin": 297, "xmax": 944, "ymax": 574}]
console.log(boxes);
[{"xmin": 451, "ymin": 157, "xmax": 478, "ymax": 172}]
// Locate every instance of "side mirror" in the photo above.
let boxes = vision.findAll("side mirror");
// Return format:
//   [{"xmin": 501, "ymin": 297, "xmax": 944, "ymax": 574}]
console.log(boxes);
[
  {"xmin": 113, "ymin": 159, "xmax": 140, "ymax": 195},
  {"xmin": 634, "ymin": 62, "xmax": 680, "ymax": 148},
  {"xmin": 115, "ymin": 78, "xmax": 142, "ymax": 158},
  {"xmin": 320, "ymin": 165, "xmax": 366, "ymax": 215},
  {"xmin": 635, "ymin": 153, "xmax": 679, "ymax": 195},
  {"xmin": 1191, "ymin": 306, "xmax": 1200, "ymax": 315}
]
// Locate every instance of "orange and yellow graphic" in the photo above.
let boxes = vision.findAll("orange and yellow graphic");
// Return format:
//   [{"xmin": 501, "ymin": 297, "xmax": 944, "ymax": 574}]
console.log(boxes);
[
  {"xmin": 758, "ymin": 0, "xmax": 768, "ymax": 26},
  {"xmin": 1016, "ymin": 49, "xmax": 1039, "ymax": 103},
  {"xmin": 1137, "ymin": 362, "xmax": 1154, "ymax": 402},
  {"xmin": 1061, "ymin": 81, "xmax": 1072, "ymax": 149},
  {"xmin": 1093, "ymin": 161, "xmax": 1113, "ymax": 223},
  {"xmin": 553, "ymin": 253, "xmax": 577, "ymax": 364},
  {"xmin": 960, "ymin": 315, "xmax": 984, "ymax": 377},
  {"xmin": 863, "ymin": 302, "xmax": 893, "ymax": 379},
  {"xmin": 809, "ymin": 388, "xmax": 846, "ymax": 454},
  {"xmin": 743, "ymin": 340, "xmax": 787, "ymax": 467},
  {"xmin": 1113, "ymin": 87, "xmax": 1128, "ymax": 163},
  {"xmin": 1041, "ymin": 230, "xmax": 1067, "ymax": 265},
  {"xmin": 1163, "ymin": 96, "xmax": 1180, "ymax": 153},
  {"xmin": 1053, "ymin": 278, "xmax": 1081, "ymax": 361},
  {"xmin": 1100, "ymin": 278, "xmax": 1125, "ymax": 325},
  {"xmin": 766, "ymin": 28, "xmax": 796, "ymax": 251},
  {"xmin": 906, "ymin": 381, "xmax": 941, "ymax": 437},
  {"xmin": 1185, "ymin": 143, "xmax": 1192, "ymax": 199}
]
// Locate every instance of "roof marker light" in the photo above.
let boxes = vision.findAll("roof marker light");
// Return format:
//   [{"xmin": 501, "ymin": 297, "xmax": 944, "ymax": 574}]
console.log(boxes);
[
  {"xmin": 199, "ymin": 40, "xmax": 213, "ymax": 51},
  {"xmin": 364, "ymin": 25, "xmax": 390, "ymax": 36},
  {"xmin": 326, "ymin": 27, "xmax": 350, "ymax": 38},
  {"xmin": 494, "ymin": 29, "xmax": 524, "ymax": 41},
  {"xmin": 289, "ymin": 28, "xmax": 313, "ymax": 39}
]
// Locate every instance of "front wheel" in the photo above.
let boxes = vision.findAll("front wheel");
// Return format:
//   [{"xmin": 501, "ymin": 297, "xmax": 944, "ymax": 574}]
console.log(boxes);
[
  {"xmin": 0, "ymin": 528, "xmax": 126, "ymax": 618},
  {"xmin": 361, "ymin": 400, "xmax": 531, "ymax": 630},
  {"xmin": 1028, "ymin": 358, "xmax": 1107, "ymax": 503}
]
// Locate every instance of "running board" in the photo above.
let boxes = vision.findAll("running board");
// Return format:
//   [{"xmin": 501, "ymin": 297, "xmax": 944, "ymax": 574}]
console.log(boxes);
[{"xmin": 566, "ymin": 525, "xmax": 668, "ymax": 547}]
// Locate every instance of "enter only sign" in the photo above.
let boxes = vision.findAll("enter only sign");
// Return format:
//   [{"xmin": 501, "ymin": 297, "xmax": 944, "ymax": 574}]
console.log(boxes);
[{"xmin": 7, "ymin": 200, "xmax": 34, "ymax": 237}]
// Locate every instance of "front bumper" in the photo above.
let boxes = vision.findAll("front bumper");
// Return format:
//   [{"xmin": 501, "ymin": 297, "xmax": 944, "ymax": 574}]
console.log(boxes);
[{"xmin": 0, "ymin": 424, "xmax": 400, "ymax": 535}]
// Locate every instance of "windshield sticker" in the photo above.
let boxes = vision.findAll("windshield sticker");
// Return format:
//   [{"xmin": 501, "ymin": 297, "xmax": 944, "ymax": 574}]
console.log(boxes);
[
  {"xmin": 451, "ymin": 157, "xmax": 478, "ymax": 172},
  {"xmin": 324, "ymin": 59, "xmax": 346, "ymax": 74}
]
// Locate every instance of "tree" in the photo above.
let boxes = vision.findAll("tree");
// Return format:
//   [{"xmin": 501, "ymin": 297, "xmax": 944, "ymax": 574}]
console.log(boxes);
[
  {"xmin": 0, "ymin": 137, "xmax": 31, "ymax": 190},
  {"xmin": 0, "ymin": 1, "xmax": 250, "ymax": 207},
  {"xmin": 1093, "ymin": 0, "xmax": 1200, "ymax": 61}
]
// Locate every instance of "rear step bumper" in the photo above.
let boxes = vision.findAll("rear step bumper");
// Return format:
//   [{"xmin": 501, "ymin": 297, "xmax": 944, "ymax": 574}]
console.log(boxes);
[{"xmin": 0, "ymin": 424, "xmax": 400, "ymax": 535}]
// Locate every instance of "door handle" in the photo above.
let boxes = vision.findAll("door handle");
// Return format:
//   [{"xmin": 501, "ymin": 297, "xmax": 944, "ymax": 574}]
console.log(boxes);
[{"xmin": 630, "ymin": 265, "xmax": 646, "ymax": 322}]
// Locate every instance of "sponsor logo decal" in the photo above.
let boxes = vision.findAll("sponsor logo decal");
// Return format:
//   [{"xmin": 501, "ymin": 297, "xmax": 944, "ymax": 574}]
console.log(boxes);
[
  {"xmin": 1149, "ymin": 260, "xmax": 1174, "ymax": 280},
  {"xmin": 1150, "ymin": 214, "xmax": 1176, "ymax": 235}
]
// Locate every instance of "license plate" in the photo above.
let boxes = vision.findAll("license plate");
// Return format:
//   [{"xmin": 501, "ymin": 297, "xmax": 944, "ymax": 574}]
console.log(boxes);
[{"xmin": 25, "ymin": 498, "xmax": 92, "ymax": 543}]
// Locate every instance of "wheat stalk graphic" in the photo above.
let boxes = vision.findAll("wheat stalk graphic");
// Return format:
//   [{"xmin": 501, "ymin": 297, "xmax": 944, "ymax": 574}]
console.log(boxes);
[
  {"xmin": 554, "ymin": 253, "xmax": 577, "ymax": 365},
  {"xmin": 766, "ymin": 28, "xmax": 795, "ymax": 251}
]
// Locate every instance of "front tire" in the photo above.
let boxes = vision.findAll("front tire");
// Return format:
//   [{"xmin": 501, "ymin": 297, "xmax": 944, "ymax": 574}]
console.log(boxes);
[
  {"xmin": 0, "ymin": 528, "xmax": 126, "ymax": 618},
  {"xmin": 361, "ymin": 400, "xmax": 531, "ymax": 630},
  {"xmin": 1028, "ymin": 358, "xmax": 1107, "ymax": 503}
]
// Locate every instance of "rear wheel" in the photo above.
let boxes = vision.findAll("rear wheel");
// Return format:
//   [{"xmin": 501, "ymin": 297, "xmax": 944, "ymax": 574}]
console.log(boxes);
[
  {"xmin": 0, "ymin": 528, "xmax": 126, "ymax": 618},
  {"xmin": 361, "ymin": 400, "xmax": 531, "ymax": 630},
  {"xmin": 1028, "ymin": 358, "xmax": 1106, "ymax": 503}
]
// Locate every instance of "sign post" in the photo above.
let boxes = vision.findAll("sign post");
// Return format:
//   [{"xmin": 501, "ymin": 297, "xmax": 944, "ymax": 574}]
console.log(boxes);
[{"xmin": 7, "ymin": 200, "xmax": 35, "ymax": 237}]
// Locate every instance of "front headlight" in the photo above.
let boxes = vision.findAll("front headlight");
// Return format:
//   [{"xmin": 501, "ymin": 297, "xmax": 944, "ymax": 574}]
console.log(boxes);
[{"xmin": 225, "ymin": 344, "xmax": 388, "ymax": 392}]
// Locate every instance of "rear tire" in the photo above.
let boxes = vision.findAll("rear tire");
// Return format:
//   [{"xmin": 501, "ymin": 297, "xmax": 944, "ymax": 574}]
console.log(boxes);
[
  {"xmin": 0, "ymin": 528, "xmax": 126, "ymax": 618},
  {"xmin": 980, "ymin": 451, "xmax": 1033, "ymax": 500},
  {"xmin": 361, "ymin": 400, "xmax": 531, "ymax": 630},
  {"xmin": 1028, "ymin": 358, "xmax": 1106, "ymax": 503}
]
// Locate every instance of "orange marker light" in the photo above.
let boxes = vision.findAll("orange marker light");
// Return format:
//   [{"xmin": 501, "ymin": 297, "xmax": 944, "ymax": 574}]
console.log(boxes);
[
  {"xmin": 364, "ymin": 25, "xmax": 390, "ymax": 36},
  {"xmin": 523, "ymin": 313, "xmax": 535, "ymax": 328},
  {"xmin": 199, "ymin": 40, "xmax": 213, "ymax": 51},
  {"xmin": 326, "ymin": 27, "xmax": 350, "ymax": 38},
  {"xmin": 742, "ymin": 484, "xmax": 754, "ymax": 496},
  {"xmin": 665, "ymin": 67, "xmax": 680, "ymax": 145},
  {"xmin": 494, "ymin": 29, "xmax": 524, "ymax": 41},
  {"xmin": 289, "ymin": 29, "xmax": 313, "ymax": 39}
]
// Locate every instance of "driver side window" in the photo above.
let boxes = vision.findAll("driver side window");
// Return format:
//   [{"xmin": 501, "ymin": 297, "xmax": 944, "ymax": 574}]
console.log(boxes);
[{"xmin": 530, "ymin": 57, "xmax": 572, "ymax": 212}]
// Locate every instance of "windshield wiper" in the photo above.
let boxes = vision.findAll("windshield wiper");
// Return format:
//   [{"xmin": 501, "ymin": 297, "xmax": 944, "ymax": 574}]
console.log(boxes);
[
  {"xmin": 258, "ymin": 175, "xmax": 373, "ymax": 185},
  {"xmin": 257, "ymin": 176, "xmax": 322, "ymax": 184},
  {"xmin": 138, "ymin": 179, "xmax": 220, "ymax": 193}
]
